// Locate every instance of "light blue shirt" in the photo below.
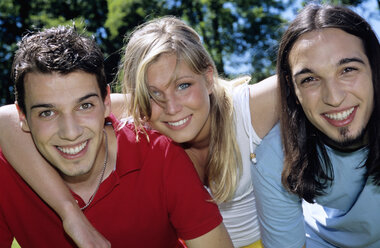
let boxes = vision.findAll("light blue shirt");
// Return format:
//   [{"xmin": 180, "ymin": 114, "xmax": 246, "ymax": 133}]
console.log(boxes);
[{"xmin": 251, "ymin": 124, "xmax": 380, "ymax": 248}]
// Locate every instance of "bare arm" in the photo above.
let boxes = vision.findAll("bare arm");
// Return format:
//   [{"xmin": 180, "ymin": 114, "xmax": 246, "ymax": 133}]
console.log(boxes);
[
  {"xmin": 0, "ymin": 105, "xmax": 110, "ymax": 248},
  {"xmin": 110, "ymin": 93, "xmax": 129, "ymax": 119},
  {"xmin": 249, "ymin": 75, "xmax": 279, "ymax": 139},
  {"xmin": 185, "ymin": 223, "xmax": 233, "ymax": 248}
]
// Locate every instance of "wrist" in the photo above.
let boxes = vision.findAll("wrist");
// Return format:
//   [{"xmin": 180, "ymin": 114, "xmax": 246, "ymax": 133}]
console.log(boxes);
[{"xmin": 59, "ymin": 199, "xmax": 81, "ymax": 222}]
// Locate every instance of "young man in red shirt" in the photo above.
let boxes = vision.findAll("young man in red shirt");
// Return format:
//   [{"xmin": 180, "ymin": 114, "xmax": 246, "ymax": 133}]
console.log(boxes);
[{"xmin": 0, "ymin": 25, "xmax": 232, "ymax": 248}]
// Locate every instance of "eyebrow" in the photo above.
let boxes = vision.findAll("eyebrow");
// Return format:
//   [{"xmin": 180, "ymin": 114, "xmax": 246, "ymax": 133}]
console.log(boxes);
[
  {"xmin": 338, "ymin": 57, "xmax": 365, "ymax": 66},
  {"xmin": 30, "ymin": 93, "xmax": 100, "ymax": 110},
  {"xmin": 149, "ymin": 75, "xmax": 194, "ymax": 90},
  {"xmin": 293, "ymin": 68, "xmax": 313, "ymax": 78},
  {"xmin": 293, "ymin": 57, "xmax": 365, "ymax": 78}
]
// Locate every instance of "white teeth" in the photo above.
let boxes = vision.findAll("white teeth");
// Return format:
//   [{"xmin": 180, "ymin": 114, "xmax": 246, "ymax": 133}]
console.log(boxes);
[
  {"xmin": 168, "ymin": 117, "xmax": 189, "ymax": 127},
  {"xmin": 324, "ymin": 107, "xmax": 354, "ymax": 121},
  {"xmin": 57, "ymin": 141, "xmax": 87, "ymax": 155}
]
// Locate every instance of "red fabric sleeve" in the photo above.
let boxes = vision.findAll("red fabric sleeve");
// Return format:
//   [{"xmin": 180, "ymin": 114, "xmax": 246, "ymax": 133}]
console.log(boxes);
[
  {"xmin": 0, "ymin": 153, "xmax": 16, "ymax": 247},
  {"xmin": 0, "ymin": 212, "xmax": 12, "ymax": 248}
]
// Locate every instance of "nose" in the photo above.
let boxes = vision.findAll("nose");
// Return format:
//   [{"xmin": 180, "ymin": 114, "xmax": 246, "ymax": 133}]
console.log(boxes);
[
  {"xmin": 164, "ymin": 94, "xmax": 182, "ymax": 115},
  {"xmin": 58, "ymin": 114, "xmax": 83, "ymax": 141},
  {"xmin": 322, "ymin": 79, "xmax": 346, "ymax": 107}
]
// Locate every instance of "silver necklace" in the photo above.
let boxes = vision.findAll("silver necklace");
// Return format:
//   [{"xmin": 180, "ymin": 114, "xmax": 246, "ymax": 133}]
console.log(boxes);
[{"xmin": 80, "ymin": 129, "xmax": 108, "ymax": 211}]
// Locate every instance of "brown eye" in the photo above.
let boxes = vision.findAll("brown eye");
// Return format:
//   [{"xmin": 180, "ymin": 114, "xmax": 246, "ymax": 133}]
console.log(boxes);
[
  {"xmin": 39, "ymin": 110, "xmax": 54, "ymax": 117},
  {"xmin": 300, "ymin": 76, "xmax": 315, "ymax": 84},
  {"xmin": 342, "ymin": 67, "xmax": 357, "ymax": 74},
  {"xmin": 79, "ymin": 103, "xmax": 93, "ymax": 110}
]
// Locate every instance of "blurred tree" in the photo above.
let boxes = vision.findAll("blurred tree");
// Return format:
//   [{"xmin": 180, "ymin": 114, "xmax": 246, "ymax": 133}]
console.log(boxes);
[
  {"xmin": 0, "ymin": 0, "xmax": 108, "ymax": 105},
  {"xmin": 0, "ymin": 0, "xmax": 377, "ymax": 105},
  {"xmin": 105, "ymin": 0, "xmax": 288, "ymax": 82}
]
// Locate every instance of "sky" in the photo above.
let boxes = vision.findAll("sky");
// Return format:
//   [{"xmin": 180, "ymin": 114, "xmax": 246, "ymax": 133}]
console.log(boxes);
[
  {"xmin": 224, "ymin": 0, "xmax": 379, "ymax": 75},
  {"xmin": 352, "ymin": 0, "xmax": 380, "ymax": 37}
]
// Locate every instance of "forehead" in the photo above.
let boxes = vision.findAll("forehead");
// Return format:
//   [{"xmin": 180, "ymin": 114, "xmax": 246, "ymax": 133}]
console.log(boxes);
[
  {"xmin": 147, "ymin": 53, "xmax": 196, "ymax": 88},
  {"xmin": 289, "ymin": 28, "xmax": 367, "ymax": 73},
  {"xmin": 23, "ymin": 71, "xmax": 101, "ymax": 108}
]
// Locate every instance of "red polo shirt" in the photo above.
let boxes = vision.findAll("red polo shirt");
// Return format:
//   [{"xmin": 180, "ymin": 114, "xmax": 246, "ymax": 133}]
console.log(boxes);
[{"xmin": 0, "ymin": 115, "xmax": 222, "ymax": 247}]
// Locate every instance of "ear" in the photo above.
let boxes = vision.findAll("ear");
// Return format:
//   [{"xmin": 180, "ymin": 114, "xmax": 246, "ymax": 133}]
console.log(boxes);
[
  {"xmin": 103, "ymin": 85, "xmax": 112, "ymax": 118},
  {"xmin": 15, "ymin": 102, "xmax": 31, "ymax": 132},
  {"xmin": 205, "ymin": 66, "xmax": 214, "ymax": 95}
]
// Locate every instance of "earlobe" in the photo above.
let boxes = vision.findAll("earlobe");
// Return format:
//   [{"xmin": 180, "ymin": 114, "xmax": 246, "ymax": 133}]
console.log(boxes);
[{"xmin": 15, "ymin": 102, "xmax": 30, "ymax": 132}]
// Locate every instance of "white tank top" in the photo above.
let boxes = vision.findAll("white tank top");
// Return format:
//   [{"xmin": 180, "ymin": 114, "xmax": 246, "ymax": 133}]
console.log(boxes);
[{"xmin": 214, "ymin": 83, "xmax": 262, "ymax": 247}]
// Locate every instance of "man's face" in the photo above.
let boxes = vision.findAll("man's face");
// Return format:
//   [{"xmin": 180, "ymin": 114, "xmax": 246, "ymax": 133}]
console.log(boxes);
[
  {"xmin": 289, "ymin": 28, "xmax": 374, "ymax": 147},
  {"xmin": 18, "ymin": 71, "xmax": 111, "ymax": 182}
]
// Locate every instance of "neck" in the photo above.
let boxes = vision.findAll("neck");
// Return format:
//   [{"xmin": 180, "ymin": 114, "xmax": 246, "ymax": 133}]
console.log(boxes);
[
  {"xmin": 180, "ymin": 115, "xmax": 212, "ymax": 183},
  {"xmin": 183, "ymin": 145, "xmax": 209, "ymax": 184},
  {"xmin": 64, "ymin": 127, "xmax": 116, "ymax": 203},
  {"xmin": 319, "ymin": 128, "xmax": 369, "ymax": 152}
]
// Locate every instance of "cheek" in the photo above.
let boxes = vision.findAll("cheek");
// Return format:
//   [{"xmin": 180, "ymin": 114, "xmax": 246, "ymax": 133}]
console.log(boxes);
[
  {"xmin": 29, "ymin": 125, "xmax": 54, "ymax": 145},
  {"xmin": 293, "ymin": 85, "xmax": 306, "ymax": 105},
  {"xmin": 149, "ymin": 102, "xmax": 163, "ymax": 122},
  {"xmin": 294, "ymin": 85, "xmax": 321, "ymax": 108},
  {"xmin": 188, "ymin": 88, "xmax": 210, "ymax": 108}
]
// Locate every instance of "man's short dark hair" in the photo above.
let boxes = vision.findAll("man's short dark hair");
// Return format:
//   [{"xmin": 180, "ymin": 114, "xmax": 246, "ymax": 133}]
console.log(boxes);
[{"xmin": 12, "ymin": 25, "xmax": 107, "ymax": 114}]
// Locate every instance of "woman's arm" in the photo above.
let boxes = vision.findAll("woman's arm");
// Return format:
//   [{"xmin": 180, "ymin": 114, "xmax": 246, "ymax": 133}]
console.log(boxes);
[
  {"xmin": 110, "ymin": 93, "xmax": 129, "ymax": 119},
  {"xmin": 185, "ymin": 223, "xmax": 233, "ymax": 248},
  {"xmin": 249, "ymin": 75, "xmax": 279, "ymax": 139},
  {"xmin": 0, "ymin": 104, "xmax": 110, "ymax": 248}
]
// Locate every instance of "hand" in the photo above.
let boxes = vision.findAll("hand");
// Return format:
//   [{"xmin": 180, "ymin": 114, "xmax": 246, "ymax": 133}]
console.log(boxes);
[{"xmin": 62, "ymin": 205, "xmax": 111, "ymax": 248}]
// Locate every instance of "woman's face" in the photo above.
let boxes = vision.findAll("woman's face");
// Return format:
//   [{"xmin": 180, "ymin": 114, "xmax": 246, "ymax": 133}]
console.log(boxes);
[{"xmin": 146, "ymin": 53, "xmax": 213, "ymax": 145}]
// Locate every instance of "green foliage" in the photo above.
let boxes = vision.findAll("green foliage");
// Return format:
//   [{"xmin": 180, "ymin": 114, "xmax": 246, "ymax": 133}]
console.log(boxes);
[
  {"xmin": 0, "ymin": 0, "xmax": 376, "ymax": 105},
  {"xmin": 0, "ymin": 0, "xmax": 108, "ymax": 105}
]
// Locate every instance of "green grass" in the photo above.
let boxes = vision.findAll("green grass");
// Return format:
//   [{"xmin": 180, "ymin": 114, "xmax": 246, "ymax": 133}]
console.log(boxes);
[{"xmin": 12, "ymin": 239, "xmax": 21, "ymax": 248}]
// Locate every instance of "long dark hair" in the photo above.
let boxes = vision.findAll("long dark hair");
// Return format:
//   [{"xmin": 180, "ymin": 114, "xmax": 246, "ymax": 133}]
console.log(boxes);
[{"xmin": 277, "ymin": 3, "xmax": 380, "ymax": 202}]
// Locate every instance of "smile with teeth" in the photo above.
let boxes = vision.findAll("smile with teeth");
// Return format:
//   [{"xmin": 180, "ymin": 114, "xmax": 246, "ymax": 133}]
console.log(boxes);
[
  {"xmin": 167, "ymin": 116, "xmax": 190, "ymax": 127},
  {"xmin": 324, "ymin": 107, "xmax": 355, "ymax": 121},
  {"xmin": 57, "ymin": 141, "xmax": 87, "ymax": 155}
]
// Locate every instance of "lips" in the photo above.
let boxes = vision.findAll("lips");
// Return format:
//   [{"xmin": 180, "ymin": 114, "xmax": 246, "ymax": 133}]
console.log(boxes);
[
  {"xmin": 167, "ymin": 116, "xmax": 190, "ymax": 127},
  {"xmin": 322, "ymin": 106, "xmax": 357, "ymax": 127},
  {"xmin": 57, "ymin": 140, "xmax": 88, "ymax": 155}
]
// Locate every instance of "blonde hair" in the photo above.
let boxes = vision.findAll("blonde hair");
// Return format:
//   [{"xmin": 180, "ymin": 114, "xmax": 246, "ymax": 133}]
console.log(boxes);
[{"xmin": 118, "ymin": 16, "xmax": 242, "ymax": 203}]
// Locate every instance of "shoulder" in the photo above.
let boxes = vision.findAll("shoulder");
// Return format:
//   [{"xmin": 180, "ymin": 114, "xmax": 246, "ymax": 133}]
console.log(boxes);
[
  {"xmin": 230, "ymin": 77, "xmax": 250, "ymax": 99},
  {"xmin": 0, "ymin": 150, "xmax": 21, "ymax": 186},
  {"xmin": 0, "ymin": 150, "xmax": 12, "ymax": 172},
  {"xmin": 255, "ymin": 124, "xmax": 284, "ymax": 176},
  {"xmin": 117, "ymin": 121, "xmax": 187, "ymax": 163},
  {"xmin": 257, "ymin": 124, "xmax": 282, "ymax": 154},
  {"xmin": 248, "ymin": 75, "xmax": 279, "ymax": 139},
  {"xmin": 118, "ymin": 122, "xmax": 173, "ymax": 149}
]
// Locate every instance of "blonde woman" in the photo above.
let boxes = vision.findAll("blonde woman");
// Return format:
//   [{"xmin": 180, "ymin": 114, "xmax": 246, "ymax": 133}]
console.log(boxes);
[{"xmin": 0, "ymin": 17, "xmax": 278, "ymax": 247}]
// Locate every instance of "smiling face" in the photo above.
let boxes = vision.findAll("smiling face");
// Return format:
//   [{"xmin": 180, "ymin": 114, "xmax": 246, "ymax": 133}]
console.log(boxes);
[
  {"xmin": 289, "ymin": 28, "xmax": 374, "ymax": 147},
  {"xmin": 147, "ymin": 53, "xmax": 213, "ymax": 146},
  {"xmin": 18, "ymin": 71, "xmax": 111, "ymax": 182}
]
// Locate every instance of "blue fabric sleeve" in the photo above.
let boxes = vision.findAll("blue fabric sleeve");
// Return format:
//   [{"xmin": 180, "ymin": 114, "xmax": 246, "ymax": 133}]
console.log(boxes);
[{"xmin": 251, "ymin": 125, "xmax": 306, "ymax": 248}]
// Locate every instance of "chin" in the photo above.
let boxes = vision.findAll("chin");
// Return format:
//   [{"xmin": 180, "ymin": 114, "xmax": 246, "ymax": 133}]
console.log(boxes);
[{"xmin": 328, "ymin": 127, "xmax": 368, "ymax": 150}]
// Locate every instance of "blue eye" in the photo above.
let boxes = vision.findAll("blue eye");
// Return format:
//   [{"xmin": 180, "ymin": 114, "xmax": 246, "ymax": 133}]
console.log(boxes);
[
  {"xmin": 149, "ymin": 90, "xmax": 165, "ymax": 102},
  {"xmin": 178, "ymin": 83, "xmax": 190, "ymax": 90},
  {"xmin": 151, "ymin": 90, "xmax": 162, "ymax": 97}
]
